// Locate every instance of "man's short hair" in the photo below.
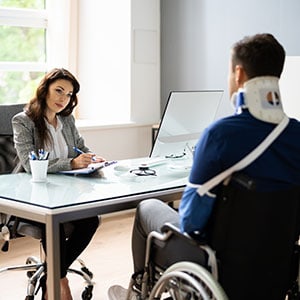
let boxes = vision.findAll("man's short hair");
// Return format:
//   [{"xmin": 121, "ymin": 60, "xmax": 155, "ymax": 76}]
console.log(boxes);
[{"xmin": 232, "ymin": 33, "xmax": 285, "ymax": 79}]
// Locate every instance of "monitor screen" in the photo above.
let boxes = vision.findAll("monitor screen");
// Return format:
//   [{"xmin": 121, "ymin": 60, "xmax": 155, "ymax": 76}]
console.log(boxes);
[{"xmin": 150, "ymin": 90, "xmax": 223, "ymax": 158}]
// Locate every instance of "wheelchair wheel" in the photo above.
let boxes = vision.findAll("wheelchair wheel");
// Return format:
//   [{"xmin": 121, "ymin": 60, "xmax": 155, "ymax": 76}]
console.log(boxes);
[{"xmin": 149, "ymin": 261, "xmax": 228, "ymax": 300}]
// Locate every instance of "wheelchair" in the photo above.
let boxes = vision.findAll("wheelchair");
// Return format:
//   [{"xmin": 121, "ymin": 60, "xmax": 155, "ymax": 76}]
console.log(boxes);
[
  {"xmin": 110, "ymin": 174, "xmax": 300, "ymax": 300},
  {"xmin": 130, "ymin": 222, "xmax": 229, "ymax": 300}
]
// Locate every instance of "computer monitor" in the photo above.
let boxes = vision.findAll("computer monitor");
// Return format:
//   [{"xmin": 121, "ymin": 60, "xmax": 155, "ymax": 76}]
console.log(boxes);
[{"xmin": 150, "ymin": 90, "xmax": 223, "ymax": 158}]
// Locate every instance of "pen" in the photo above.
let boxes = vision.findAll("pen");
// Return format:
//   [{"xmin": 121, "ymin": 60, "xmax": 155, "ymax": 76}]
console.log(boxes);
[
  {"xmin": 73, "ymin": 146, "xmax": 84, "ymax": 155},
  {"xmin": 29, "ymin": 151, "xmax": 37, "ymax": 160},
  {"xmin": 38, "ymin": 148, "xmax": 49, "ymax": 160},
  {"xmin": 73, "ymin": 147, "xmax": 96, "ymax": 161},
  {"xmin": 28, "ymin": 149, "xmax": 49, "ymax": 160}
]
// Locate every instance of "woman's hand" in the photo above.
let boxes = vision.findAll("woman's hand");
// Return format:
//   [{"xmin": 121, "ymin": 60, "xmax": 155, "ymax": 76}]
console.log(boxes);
[
  {"xmin": 91, "ymin": 155, "xmax": 106, "ymax": 163},
  {"xmin": 71, "ymin": 153, "xmax": 105, "ymax": 169}
]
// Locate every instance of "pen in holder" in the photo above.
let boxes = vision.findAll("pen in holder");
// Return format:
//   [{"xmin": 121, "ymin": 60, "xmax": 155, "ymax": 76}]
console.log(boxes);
[{"xmin": 29, "ymin": 149, "xmax": 49, "ymax": 183}]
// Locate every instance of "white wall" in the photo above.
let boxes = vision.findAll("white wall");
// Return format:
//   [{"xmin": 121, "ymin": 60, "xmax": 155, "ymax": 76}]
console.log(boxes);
[
  {"xmin": 280, "ymin": 56, "xmax": 300, "ymax": 120},
  {"xmin": 76, "ymin": 1, "xmax": 300, "ymax": 160},
  {"xmin": 73, "ymin": 0, "xmax": 160, "ymax": 159},
  {"xmin": 131, "ymin": 0, "xmax": 161, "ymax": 124},
  {"xmin": 77, "ymin": 123, "xmax": 153, "ymax": 160},
  {"xmin": 161, "ymin": 0, "xmax": 300, "ymax": 119}
]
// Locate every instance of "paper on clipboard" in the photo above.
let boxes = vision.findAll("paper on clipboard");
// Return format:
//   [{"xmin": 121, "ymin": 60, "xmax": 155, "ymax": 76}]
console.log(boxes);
[{"xmin": 59, "ymin": 161, "xmax": 117, "ymax": 175}]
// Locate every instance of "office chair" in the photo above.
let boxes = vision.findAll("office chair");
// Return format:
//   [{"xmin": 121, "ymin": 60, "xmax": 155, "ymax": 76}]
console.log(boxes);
[
  {"xmin": 0, "ymin": 103, "xmax": 95, "ymax": 300},
  {"xmin": 112, "ymin": 174, "xmax": 299, "ymax": 300},
  {"xmin": 0, "ymin": 103, "xmax": 25, "ymax": 174}
]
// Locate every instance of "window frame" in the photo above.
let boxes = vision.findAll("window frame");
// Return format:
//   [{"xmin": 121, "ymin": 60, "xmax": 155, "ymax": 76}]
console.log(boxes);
[
  {"xmin": 0, "ymin": 1, "xmax": 72, "ymax": 76},
  {"xmin": 0, "ymin": 0, "xmax": 161, "ymax": 127},
  {"xmin": 0, "ymin": 6, "xmax": 48, "ymax": 73}
]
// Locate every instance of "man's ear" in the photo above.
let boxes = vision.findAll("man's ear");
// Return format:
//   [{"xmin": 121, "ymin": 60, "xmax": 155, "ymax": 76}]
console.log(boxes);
[{"xmin": 235, "ymin": 65, "xmax": 247, "ymax": 87}]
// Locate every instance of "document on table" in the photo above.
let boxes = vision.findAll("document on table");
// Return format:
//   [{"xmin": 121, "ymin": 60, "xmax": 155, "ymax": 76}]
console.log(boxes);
[{"xmin": 59, "ymin": 161, "xmax": 117, "ymax": 175}]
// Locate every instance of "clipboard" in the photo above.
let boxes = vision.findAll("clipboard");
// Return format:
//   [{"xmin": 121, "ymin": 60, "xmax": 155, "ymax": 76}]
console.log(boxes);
[{"xmin": 59, "ymin": 161, "xmax": 117, "ymax": 175}]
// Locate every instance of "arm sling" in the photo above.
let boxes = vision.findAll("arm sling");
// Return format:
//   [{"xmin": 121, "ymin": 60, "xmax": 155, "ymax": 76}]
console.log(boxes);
[{"xmin": 196, "ymin": 115, "xmax": 290, "ymax": 197}]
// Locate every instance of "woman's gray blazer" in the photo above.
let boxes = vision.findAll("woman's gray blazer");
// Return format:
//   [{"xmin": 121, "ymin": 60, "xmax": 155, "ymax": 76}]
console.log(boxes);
[{"xmin": 12, "ymin": 112, "xmax": 90, "ymax": 173}]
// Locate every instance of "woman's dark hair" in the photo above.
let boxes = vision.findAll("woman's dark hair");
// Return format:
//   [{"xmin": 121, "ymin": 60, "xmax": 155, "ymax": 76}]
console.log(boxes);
[
  {"xmin": 231, "ymin": 33, "xmax": 285, "ymax": 79},
  {"xmin": 25, "ymin": 68, "xmax": 80, "ymax": 148}
]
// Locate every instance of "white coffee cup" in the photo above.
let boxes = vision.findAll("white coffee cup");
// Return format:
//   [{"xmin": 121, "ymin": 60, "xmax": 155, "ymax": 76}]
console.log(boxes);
[{"xmin": 30, "ymin": 160, "xmax": 49, "ymax": 182}]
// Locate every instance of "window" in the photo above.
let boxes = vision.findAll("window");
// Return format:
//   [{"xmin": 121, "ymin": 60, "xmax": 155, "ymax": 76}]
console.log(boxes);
[
  {"xmin": 0, "ymin": 0, "xmax": 160, "ymax": 126},
  {"xmin": 0, "ymin": 0, "xmax": 47, "ymax": 104}
]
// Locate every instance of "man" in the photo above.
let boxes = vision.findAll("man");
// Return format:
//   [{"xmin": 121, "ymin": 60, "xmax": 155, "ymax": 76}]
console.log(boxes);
[{"xmin": 109, "ymin": 33, "xmax": 300, "ymax": 299}]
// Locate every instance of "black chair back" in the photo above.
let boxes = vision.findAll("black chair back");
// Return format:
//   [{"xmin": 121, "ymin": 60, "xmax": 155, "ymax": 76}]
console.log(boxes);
[
  {"xmin": 207, "ymin": 181, "xmax": 300, "ymax": 300},
  {"xmin": 0, "ymin": 104, "xmax": 25, "ymax": 173}
]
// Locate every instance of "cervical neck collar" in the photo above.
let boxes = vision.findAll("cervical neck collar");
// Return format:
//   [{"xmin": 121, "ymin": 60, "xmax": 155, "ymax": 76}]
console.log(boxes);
[{"xmin": 231, "ymin": 76, "xmax": 286, "ymax": 124}]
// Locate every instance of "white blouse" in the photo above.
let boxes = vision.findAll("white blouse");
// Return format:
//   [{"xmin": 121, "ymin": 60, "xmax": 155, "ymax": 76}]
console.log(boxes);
[{"xmin": 45, "ymin": 117, "xmax": 68, "ymax": 160}]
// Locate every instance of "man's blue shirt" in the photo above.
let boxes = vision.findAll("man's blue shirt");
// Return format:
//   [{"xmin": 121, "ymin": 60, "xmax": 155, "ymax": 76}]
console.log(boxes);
[{"xmin": 179, "ymin": 110, "xmax": 300, "ymax": 233}]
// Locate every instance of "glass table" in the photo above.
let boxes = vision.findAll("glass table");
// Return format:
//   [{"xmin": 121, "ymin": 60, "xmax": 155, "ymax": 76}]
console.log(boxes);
[{"xmin": 0, "ymin": 157, "xmax": 190, "ymax": 299}]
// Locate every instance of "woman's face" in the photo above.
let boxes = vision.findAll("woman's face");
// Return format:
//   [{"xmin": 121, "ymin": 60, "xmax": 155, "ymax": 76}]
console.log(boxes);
[{"xmin": 45, "ymin": 79, "xmax": 73, "ymax": 116}]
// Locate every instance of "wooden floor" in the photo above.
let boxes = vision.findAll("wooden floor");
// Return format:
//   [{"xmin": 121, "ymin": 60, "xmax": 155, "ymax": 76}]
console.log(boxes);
[{"xmin": 0, "ymin": 210, "xmax": 135, "ymax": 300}]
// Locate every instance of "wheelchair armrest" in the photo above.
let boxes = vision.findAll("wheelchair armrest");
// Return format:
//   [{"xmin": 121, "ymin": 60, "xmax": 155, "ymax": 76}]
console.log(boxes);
[
  {"xmin": 161, "ymin": 222, "xmax": 207, "ymax": 246},
  {"xmin": 161, "ymin": 222, "xmax": 185, "ymax": 237},
  {"xmin": 160, "ymin": 222, "xmax": 180, "ymax": 233},
  {"xmin": 152, "ymin": 222, "xmax": 218, "ymax": 279}
]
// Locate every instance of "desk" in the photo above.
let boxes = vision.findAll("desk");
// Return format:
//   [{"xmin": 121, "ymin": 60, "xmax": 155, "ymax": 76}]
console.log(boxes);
[{"xmin": 0, "ymin": 157, "xmax": 190, "ymax": 299}]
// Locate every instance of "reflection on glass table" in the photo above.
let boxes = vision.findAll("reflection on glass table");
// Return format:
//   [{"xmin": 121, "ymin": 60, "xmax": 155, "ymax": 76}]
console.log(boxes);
[{"xmin": 0, "ymin": 157, "xmax": 190, "ymax": 209}]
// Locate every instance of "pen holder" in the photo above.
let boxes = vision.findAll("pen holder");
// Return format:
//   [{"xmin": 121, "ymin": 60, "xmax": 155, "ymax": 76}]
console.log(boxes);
[{"xmin": 30, "ymin": 160, "xmax": 49, "ymax": 182}]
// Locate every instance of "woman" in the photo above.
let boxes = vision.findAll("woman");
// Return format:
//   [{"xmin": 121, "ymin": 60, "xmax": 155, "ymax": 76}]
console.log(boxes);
[{"xmin": 12, "ymin": 68, "xmax": 103, "ymax": 300}]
